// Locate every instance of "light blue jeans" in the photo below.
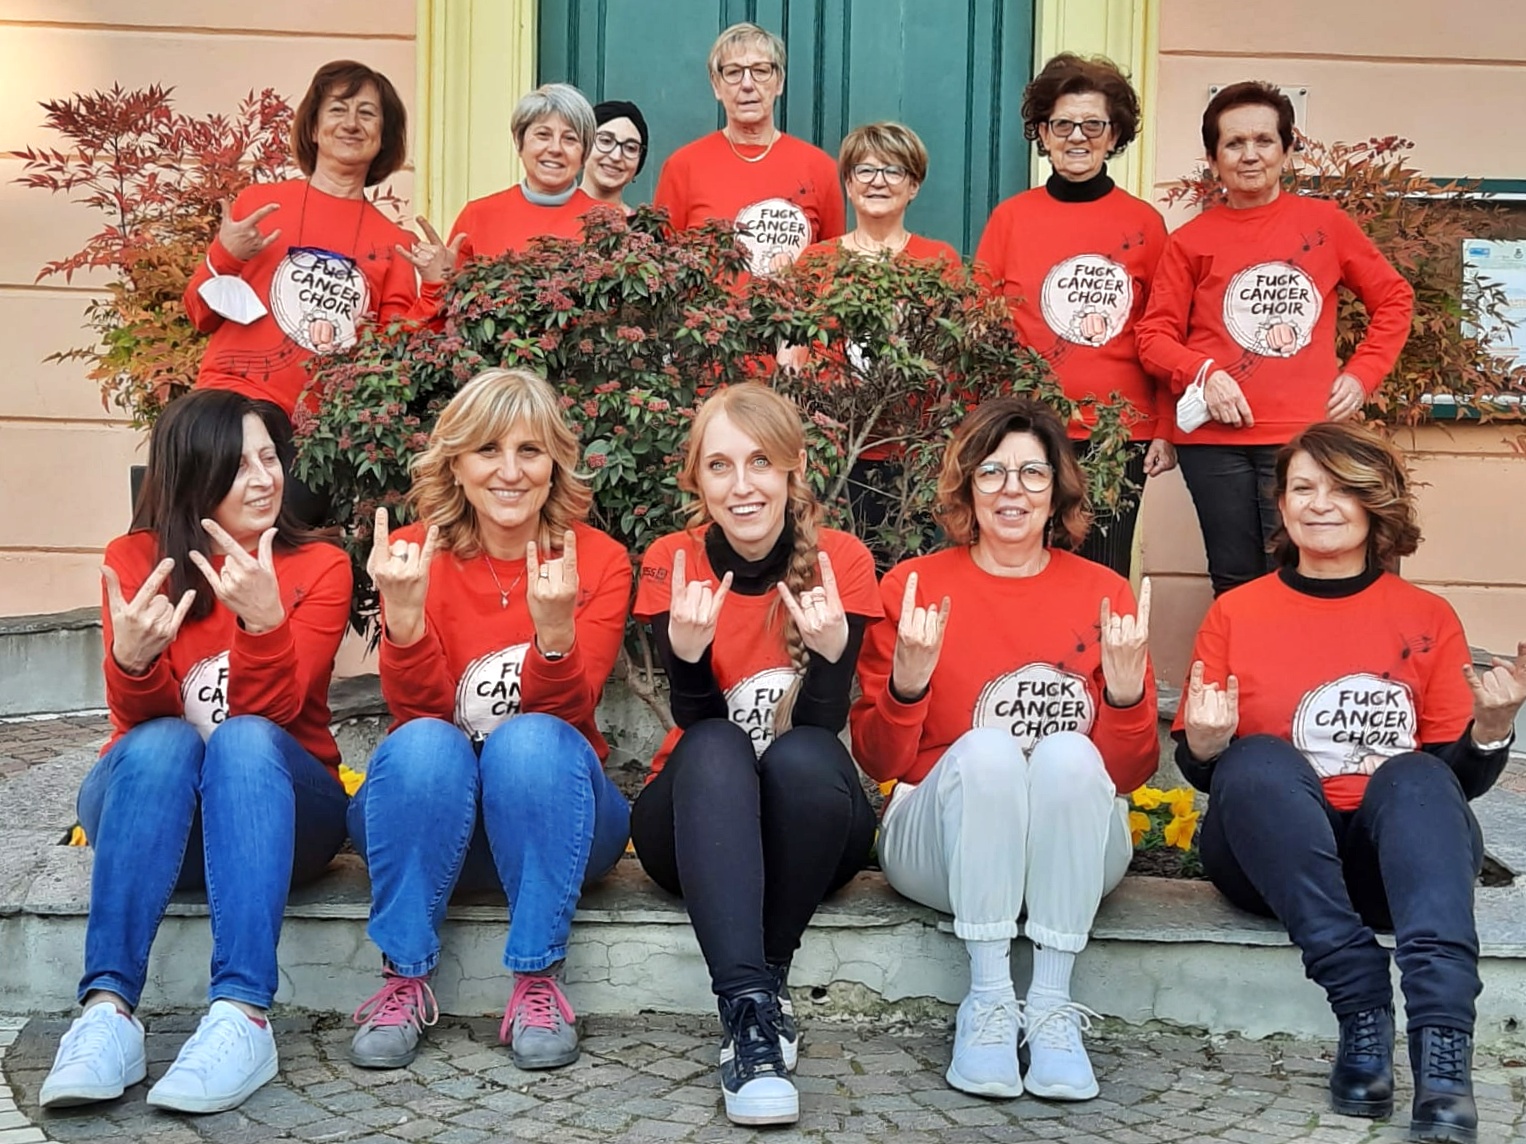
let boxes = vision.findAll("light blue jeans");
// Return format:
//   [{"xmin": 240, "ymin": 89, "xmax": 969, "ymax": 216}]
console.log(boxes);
[
  {"xmin": 348, "ymin": 714, "xmax": 630, "ymax": 976},
  {"xmin": 76, "ymin": 715, "xmax": 349, "ymax": 1010}
]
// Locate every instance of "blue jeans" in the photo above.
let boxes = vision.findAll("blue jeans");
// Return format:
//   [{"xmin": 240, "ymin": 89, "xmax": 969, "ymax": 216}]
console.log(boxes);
[
  {"xmin": 348, "ymin": 714, "xmax": 630, "ymax": 977},
  {"xmin": 76, "ymin": 715, "xmax": 348, "ymax": 1010}
]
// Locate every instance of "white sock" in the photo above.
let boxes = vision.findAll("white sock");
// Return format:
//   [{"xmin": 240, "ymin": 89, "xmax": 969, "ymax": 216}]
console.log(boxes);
[
  {"xmin": 1027, "ymin": 944, "xmax": 1075, "ymax": 1007},
  {"xmin": 966, "ymin": 939, "xmax": 1013, "ymax": 996}
]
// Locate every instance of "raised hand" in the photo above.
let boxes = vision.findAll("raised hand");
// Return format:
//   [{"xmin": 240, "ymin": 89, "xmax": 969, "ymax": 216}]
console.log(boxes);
[
  {"xmin": 1182, "ymin": 659, "xmax": 1239, "ymax": 761},
  {"xmin": 187, "ymin": 519, "xmax": 286, "ymax": 634},
  {"xmin": 1463, "ymin": 642, "xmax": 1526, "ymax": 746},
  {"xmin": 1100, "ymin": 577, "xmax": 1151, "ymax": 707},
  {"xmin": 527, "ymin": 530, "xmax": 579, "ymax": 656},
  {"xmin": 1326, "ymin": 372, "xmax": 1366, "ymax": 422},
  {"xmin": 217, "ymin": 199, "xmax": 282, "ymax": 262},
  {"xmin": 667, "ymin": 547, "xmax": 732, "ymax": 665},
  {"xmin": 776, "ymin": 550, "xmax": 850, "ymax": 663},
  {"xmin": 889, "ymin": 572, "xmax": 950, "ymax": 700},
  {"xmin": 394, "ymin": 216, "xmax": 467, "ymax": 286},
  {"xmin": 102, "ymin": 558, "xmax": 196, "ymax": 676},
  {"xmin": 1205, "ymin": 369, "xmax": 1254, "ymax": 429},
  {"xmin": 365, "ymin": 508, "xmax": 439, "ymax": 647}
]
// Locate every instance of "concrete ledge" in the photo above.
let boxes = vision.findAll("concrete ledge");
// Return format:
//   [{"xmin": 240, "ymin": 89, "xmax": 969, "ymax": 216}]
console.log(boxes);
[{"xmin": 0, "ymin": 609, "xmax": 103, "ymax": 717}]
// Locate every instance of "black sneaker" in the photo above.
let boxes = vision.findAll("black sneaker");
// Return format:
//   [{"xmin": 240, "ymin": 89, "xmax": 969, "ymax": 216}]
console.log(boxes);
[
  {"xmin": 1408, "ymin": 1027, "xmax": 1477, "ymax": 1143},
  {"xmin": 717, "ymin": 990, "xmax": 798, "ymax": 1126},
  {"xmin": 767, "ymin": 962, "xmax": 800, "ymax": 1071},
  {"xmin": 1329, "ymin": 1006, "xmax": 1394, "ymax": 1118}
]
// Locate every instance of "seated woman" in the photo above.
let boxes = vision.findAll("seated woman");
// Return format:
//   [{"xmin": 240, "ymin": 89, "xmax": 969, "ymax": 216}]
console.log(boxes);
[
  {"xmin": 1177, "ymin": 421, "xmax": 1524, "ymax": 1144},
  {"xmin": 347, "ymin": 368, "xmax": 632, "ymax": 1073},
  {"xmin": 40, "ymin": 391, "xmax": 353, "ymax": 1114},
  {"xmin": 629, "ymin": 384, "xmax": 881, "ymax": 1126},
  {"xmin": 852, "ymin": 396, "xmax": 1158, "ymax": 1102}
]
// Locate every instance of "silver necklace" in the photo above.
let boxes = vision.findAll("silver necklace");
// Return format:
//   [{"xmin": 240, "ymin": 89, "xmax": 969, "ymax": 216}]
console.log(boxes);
[{"xmin": 483, "ymin": 553, "xmax": 526, "ymax": 609}]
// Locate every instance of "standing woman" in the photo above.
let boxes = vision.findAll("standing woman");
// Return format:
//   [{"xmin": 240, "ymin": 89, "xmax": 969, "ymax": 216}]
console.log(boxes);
[
  {"xmin": 630, "ymin": 384, "xmax": 881, "ymax": 1126},
  {"xmin": 975, "ymin": 54, "xmax": 1172, "ymax": 577},
  {"xmin": 852, "ymin": 397, "xmax": 1157, "ymax": 1103},
  {"xmin": 1178, "ymin": 422, "xmax": 1524, "ymax": 1143},
  {"xmin": 581, "ymin": 99, "xmax": 650, "ymax": 215},
  {"xmin": 39, "ymin": 391, "xmax": 353, "ymax": 1114},
  {"xmin": 346, "ymin": 368, "xmax": 632, "ymax": 1073},
  {"xmin": 1136, "ymin": 81, "xmax": 1414, "ymax": 596}
]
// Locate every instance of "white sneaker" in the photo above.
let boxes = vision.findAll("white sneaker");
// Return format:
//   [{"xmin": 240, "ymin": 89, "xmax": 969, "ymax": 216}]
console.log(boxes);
[
  {"xmin": 146, "ymin": 1000, "xmax": 278, "ymax": 1114},
  {"xmin": 1021, "ymin": 999, "xmax": 1100, "ymax": 1100},
  {"xmin": 39, "ymin": 1000, "xmax": 147, "ymax": 1107},
  {"xmin": 946, "ymin": 991, "xmax": 1023, "ymax": 1098}
]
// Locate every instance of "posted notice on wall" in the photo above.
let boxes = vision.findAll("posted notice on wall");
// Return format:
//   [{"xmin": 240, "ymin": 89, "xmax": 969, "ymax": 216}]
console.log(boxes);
[{"xmin": 1462, "ymin": 238, "xmax": 1526, "ymax": 367}]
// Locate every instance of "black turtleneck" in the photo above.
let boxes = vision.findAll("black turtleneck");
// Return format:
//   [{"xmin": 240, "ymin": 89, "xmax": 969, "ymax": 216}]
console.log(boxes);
[
  {"xmin": 1276, "ymin": 563, "xmax": 1382, "ymax": 598},
  {"xmin": 649, "ymin": 522, "xmax": 868, "ymax": 734},
  {"xmin": 1045, "ymin": 164, "xmax": 1115, "ymax": 204}
]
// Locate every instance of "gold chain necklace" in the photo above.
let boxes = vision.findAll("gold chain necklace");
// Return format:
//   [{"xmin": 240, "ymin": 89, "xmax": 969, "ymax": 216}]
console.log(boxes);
[
  {"xmin": 482, "ymin": 553, "xmax": 526, "ymax": 609},
  {"xmin": 724, "ymin": 127, "xmax": 780, "ymax": 164},
  {"xmin": 847, "ymin": 229, "xmax": 911, "ymax": 257}
]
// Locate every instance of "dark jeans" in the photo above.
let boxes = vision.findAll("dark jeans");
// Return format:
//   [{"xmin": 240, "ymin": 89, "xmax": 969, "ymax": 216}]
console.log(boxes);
[
  {"xmin": 1201, "ymin": 735, "xmax": 1484, "ymax": 1033},
  {"xmin": 630, "ymin": 720, "xmax": 877, "ymax": 997},
  {"xmin": 1071, "ymin": 439, "xmax": 1148, "ymax": 579},
  {"xmin": 1176, "ymin": 444, "xmax": 1280, "ymax": 595}
]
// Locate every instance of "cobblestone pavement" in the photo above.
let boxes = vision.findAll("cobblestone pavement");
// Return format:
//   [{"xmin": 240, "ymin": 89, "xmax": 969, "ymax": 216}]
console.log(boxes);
[{"xmin": 3, "ymin": 1010, "xmax": 1526, "ymax": 1144}]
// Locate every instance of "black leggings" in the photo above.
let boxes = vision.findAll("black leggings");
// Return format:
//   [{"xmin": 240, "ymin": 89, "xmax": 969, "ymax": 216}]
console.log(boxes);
[{"xmin": 630, "ymin": 719, "xmax": 877, "ymax": 997}]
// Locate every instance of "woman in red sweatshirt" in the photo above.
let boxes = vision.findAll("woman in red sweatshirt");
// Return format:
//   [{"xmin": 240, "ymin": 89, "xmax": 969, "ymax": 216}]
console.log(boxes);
[
  {"xmin": 630, "ymin": 384, "xmax": 881, "ymax": 1126},
  {"xmin": 852, "ymin": 396, "xmax": 1157, "ymax": 1104},
  {"xmin": 345, "ymin": 369, "xmax": 632, "ymax": 1076},
  {"xmin": 1176, "ymin": 422, "xmax": 1524, "ymax": 1143},
  {"xmin": 39, "ymin": 391, "xmax": 353, "ymax": 1115},
  {"xmin": 1136, "ymin": 81, "xmax": 1413, "ymax": 596}
]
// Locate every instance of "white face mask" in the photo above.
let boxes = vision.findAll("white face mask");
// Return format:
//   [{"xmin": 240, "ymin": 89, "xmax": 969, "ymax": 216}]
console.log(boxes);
[{"xmin": 197, "ymin": 263, "xmax": 268, "ymax": 324}]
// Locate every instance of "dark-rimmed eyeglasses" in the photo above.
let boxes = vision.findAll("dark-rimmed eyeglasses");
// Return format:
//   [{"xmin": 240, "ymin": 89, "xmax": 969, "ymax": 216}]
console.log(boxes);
[
  {"xmin": 850, "ymin": 163, "xmax": 909, "ymax": 186},
  {"xmin": 1046, "ymin": 118, "xmax": 1112, "ymax": 140},
  {"xmin": 593, "ymin": 131, "xmax": 643, "ymax": 160},
  {"xmin": 972, "ymin": 461, "xmax": 1054, "ymax": 495},
  {"xmin": 717, "ymin": 61, "xmax": 779, "ymax": 85}
]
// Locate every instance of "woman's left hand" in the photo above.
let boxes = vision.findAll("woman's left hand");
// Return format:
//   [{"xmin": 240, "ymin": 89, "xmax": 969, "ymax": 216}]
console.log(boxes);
[
  {"xmin": 776, "ymin": 550, "xmax": 850, "ymax": 664},
  {"xmin": 1099, "ymin": 576, "xmax": 1151, "ymax": 707},
  {"xmin": 1143, "ymin": 437, "xmax": 1177, "ymax": 477},
  {"xmin": 1327, "ymin": 373, "xmax": 1367, "ymax": 422},
  {"xmin": 188, "ymin": 520, "xmax": 286, "ymax": 634},
  {"xmin": 526, "ymin": 530, "xmax": 578, "ymax": 657},
  {"xmin": 1463, "ymin": 642, "xmax": 1526, "ymax": 745}
]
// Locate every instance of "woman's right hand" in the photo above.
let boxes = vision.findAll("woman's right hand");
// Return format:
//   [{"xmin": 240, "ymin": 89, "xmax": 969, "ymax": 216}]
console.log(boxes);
[
  {"xmin": 667, "ymin": 548, "xmax": 732, "ymax": 664},
  {"xmin": 1204, "ymin": 369, "xmax": 1255, "ymax": 429},
  {"xmin": 1183, "ymin": 659, "xmax": 1239, "ymax": 761},
  {"xmin": 103, "ymin": 558, "xmax": 196, "ymax": 676},
  {"xmin": 890, "ymin": 572, "xmax": 950, "ymax": 699},
  {"xmin": 216, "ymin": 199, "xmax": 282, "ymax": 262},
  {"xmin": 394, "ymin": 216, "xmax": 467, "ymax": 286},
  {"xmin": 366, "ymin": 508, "xmax": 439, "ymax": 647}
]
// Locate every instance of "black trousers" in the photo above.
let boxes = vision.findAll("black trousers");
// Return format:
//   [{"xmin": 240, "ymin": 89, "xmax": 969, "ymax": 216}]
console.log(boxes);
[
  {"xmin": 630, "ymin": 720, "xmax": 877, "ymax": 997},
  {"xmin": 1071, "ymin": 439, "xmax": 1149, "ymax": 579},
  {"xmin": 1201, "ymin": 735, "xmax": 1484, "ymax": 1032},
  {"xmin": 1176, "ymin": 443, "xmax": 1281, "ymax": 595}
]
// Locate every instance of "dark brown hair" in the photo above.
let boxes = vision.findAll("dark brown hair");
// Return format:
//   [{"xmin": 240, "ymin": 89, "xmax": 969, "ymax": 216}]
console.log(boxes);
[
  {"xmin": 1022, "ymin": 53, "xmax": 1140, "ymax": 155},
  {"xmin": 1201, "ymin": 80, "xmax": 1295, "ymax": 157},
  {"xmin": 291, "ymin": 60, "xmax": 407, "ymax": 186},
  {"xmin": 936, "ymin": 397, "xmax": 1090, "ymax": 550},
  {"xmin": 1269, "ymin": 422, "xmax": 1421, "ymax": 571}
]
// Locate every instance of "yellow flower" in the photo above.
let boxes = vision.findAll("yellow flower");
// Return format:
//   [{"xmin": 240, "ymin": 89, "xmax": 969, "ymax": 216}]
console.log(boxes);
[
  {"xmin": 1131, "ymin": 786, "xmax": 1167, "ymax": 810},
  {"xmin": 338, "ymin": 764, "xmax": 366, "ymax": 797},
  {"xmin": 1164, "ymin": 810, "xmax": 1200, "ymax": 851},
  {"xmin": 1168, "ymin": 788, "xmax": 1196, "ymax": 820},
  {"xmin": 1128, "ymin": 811, "xmax": 1151, "ymax": 845},
  {"xmin": 68, "ymin": 824, "xmax": 88, "ymax": 847}
]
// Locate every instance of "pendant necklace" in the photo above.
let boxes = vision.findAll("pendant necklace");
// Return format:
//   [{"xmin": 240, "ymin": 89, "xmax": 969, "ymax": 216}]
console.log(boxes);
[
  {"xmin": 848, "ymin": 229, "xmax": 910, "ymax": 257},
  {"xmin": 725, "ymin": 127, "xmax": 780, "ymax": 164},
  {"xmin": 483, "ymin": 553, "xmax": 526, "ymax": 609}
]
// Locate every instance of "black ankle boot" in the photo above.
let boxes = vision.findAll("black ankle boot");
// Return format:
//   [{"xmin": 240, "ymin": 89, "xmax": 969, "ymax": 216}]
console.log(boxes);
[
  {"xmin": 1330, "ymin": 1006, "xmax": 1394, "ymax": 1117},
  {"xmin": 1408, "ymin": 1026, "xmax": 1477, "ymax": 1143}
]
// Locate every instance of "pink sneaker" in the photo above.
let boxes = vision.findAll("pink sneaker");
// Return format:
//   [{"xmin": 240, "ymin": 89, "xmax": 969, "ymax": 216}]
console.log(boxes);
[
  {"xmin": 500, "ymin": 970, "xmax": 579, "ymax": 1069},
  {"xmin": 349, "ymin": 970, "xmax": 439, "ymax": 1069}
]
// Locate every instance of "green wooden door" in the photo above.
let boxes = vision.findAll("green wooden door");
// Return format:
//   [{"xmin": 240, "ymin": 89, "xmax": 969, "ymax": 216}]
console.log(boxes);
[{"xmin": 538, "ymin": 0, "xmax": 1034, "ymax": 255}]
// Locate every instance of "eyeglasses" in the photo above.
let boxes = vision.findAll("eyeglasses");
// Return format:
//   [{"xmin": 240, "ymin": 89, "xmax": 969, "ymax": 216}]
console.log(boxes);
[
  {"xmin": 850, "ymin": 163, "xmax": 909, "ymax": 186},
  {"xmin": 1046, "ymin": 118, "xmax": 1112, "ymax": 139},
  {"xmin": 593, "ymin": 131, "xmax": 643, "ymax": 160},
  {"xmin": 972, "ymin": 461, "xmax": 1055, "ymax": 495},
  {"xmin": 717, "ymin": 61, "xmax": 779, "ymax": 85}
]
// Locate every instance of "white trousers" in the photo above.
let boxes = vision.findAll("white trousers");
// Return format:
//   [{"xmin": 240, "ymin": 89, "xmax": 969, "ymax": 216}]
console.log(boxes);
[{"xmin": 878, "ymin": 728, "xmax": 1132, "ymax": 950}]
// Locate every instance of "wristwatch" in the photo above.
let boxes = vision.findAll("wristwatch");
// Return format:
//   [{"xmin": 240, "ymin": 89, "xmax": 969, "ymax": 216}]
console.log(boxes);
[{"xmin": 537, "ymin": 639, "xmax": 570, "ymax": 662}]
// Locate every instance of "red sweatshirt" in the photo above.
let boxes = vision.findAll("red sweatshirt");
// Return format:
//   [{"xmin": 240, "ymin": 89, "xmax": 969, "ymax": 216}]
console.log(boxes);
[
  {"xmin": 1174, "ymin": 572, "xmax": 1473, "ymax": 811},
  {"xmin": 185, "ymin": 179, "xmax": 420, "ymax": 417},
  {"xmin": 851, "ymin": 547, "xmax": 1158, "ymax": 791},
  {"xmin": 654, "ymin": 131, "xmax": 846, "ymax": 276},
  {"xmin": 635, "ymin": 526, "xmax": 882, "ymax": 773},
  {"xmin": 975, "ymin": 185, "xmax": 1169, "ymax": 440},
  {"xmin": 1135, "ymin": 192, "xmax": 1414, "ymax": 446},
  {"xmin": 100, "ymin": 531, "xmax": 352, "ymax": 775},
  {"xmin": 378, "ymin": 522, "xmax": 632, "ymax": 759}
]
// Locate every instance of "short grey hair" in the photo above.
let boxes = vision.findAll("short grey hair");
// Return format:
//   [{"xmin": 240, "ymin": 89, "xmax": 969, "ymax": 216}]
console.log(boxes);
[
  {"xmin": 510, "ymin": 83, "xmax": 596, "ymax": 156},
  {"xmin": 708, "ymin": 22, "xmax": 786, "ymax": 77}
]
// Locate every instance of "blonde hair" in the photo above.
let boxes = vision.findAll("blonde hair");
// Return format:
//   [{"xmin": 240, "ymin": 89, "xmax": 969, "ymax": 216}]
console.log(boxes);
[
  {"xmin": 679, "ymin": 384, "xmax": 820, "ymax": 734},
  {"xmin": 708, "ymin": 22, "xmax": 787, "ymax": 77},
  {"xmin": 837, "ymin": 121, "xmax": 930, "ymax": 186},
  {"xmin": 409, "ymin": 368, "xmax": 591, "ymax": 557}
]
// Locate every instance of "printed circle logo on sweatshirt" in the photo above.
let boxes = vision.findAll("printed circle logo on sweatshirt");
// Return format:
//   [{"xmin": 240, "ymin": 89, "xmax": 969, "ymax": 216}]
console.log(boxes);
[
  {"xmin": 973, "ymin": 664, "xmax": 1095, "ymax": 752},
  {"xmin": 455, "ymin": 642, "xmax": 530, "ymax": 740},
  {"xmin": 180, "ymin": 651, "xmax": 231, "ymax": 741},
  {"xmin": 1223, "ymin": 261, "xmax": 1321, "ymax": 358},
  {"xmin": 734, "ymin": 198, "xmax": 812, "ymax": 276},
  {"xmin": 1292, "ymin": 673, "xmax": 1418, "ymax": 779},
  {"xmin": 1040, "ymin": 255, "xmax": 1133, "ymax": 347},
  {"xmin": 726, "ymin": 666, "xmax": 801, "ymax": 755},
  {"xmin": 268, "ymin": 247, "xmax": 372, "ymax": 354}
]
